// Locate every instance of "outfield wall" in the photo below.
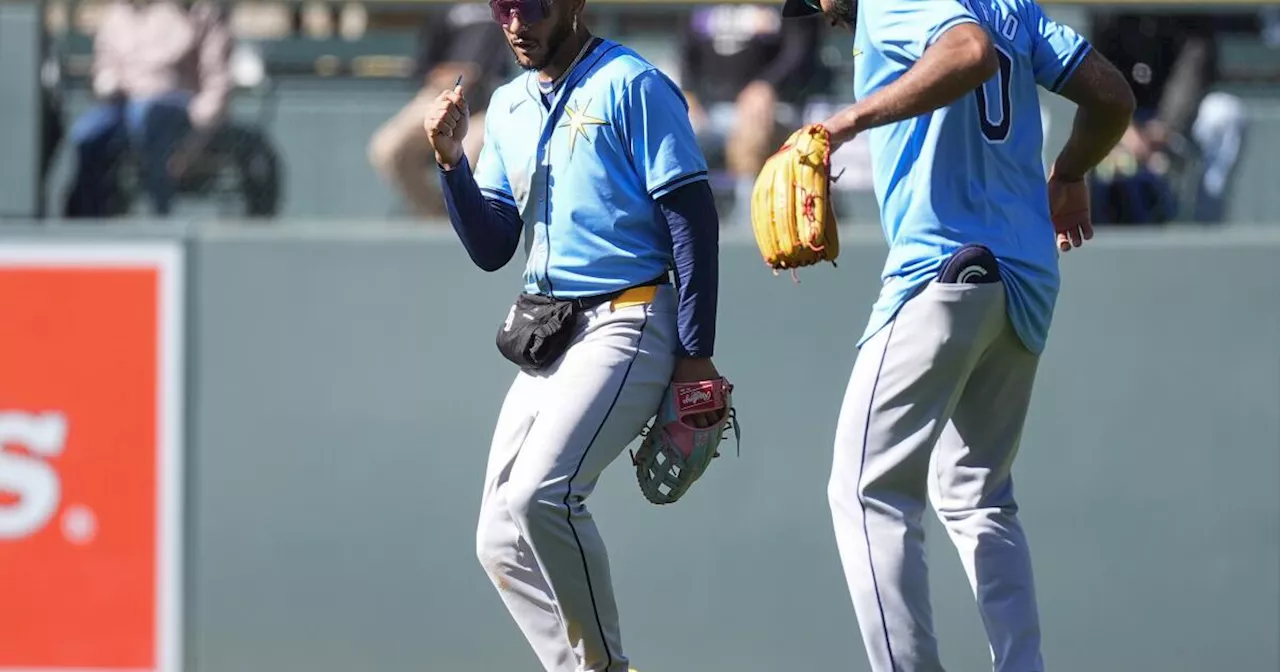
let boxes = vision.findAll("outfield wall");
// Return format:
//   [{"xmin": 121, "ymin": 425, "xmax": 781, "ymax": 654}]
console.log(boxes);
[{"xmin": 1, "ymin": 223, "xmax": 1277, "ymax": 672}]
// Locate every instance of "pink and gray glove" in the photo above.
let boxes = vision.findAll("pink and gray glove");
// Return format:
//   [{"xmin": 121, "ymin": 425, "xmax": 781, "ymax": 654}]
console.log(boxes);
[{"xmin": 631, "ymin": 377, "xmax": 740, "ymax": 505}]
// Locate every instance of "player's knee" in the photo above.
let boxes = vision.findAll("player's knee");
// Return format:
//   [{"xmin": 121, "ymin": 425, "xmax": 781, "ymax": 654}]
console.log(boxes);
[
  {"xmin": 827, "ymin": 433, "xmax": 861, "ymax": 509},
  {"xmin": 931, "ymin": 474, "xmax": 1017, "ymax": 522},
  {"xmin": 826, "ymin": 468, "xmax": 858, "ymax": 516},
  {"xmin": 475, "ymin": 516, "xmax": 497, "ymax": 566},
  {"xmin": 503, "ymin": 476, "xmax": 564, "ymax": 532},
  {"xmin": 474, "ymin": 522, "xmax": 516, "ymax": 591}
]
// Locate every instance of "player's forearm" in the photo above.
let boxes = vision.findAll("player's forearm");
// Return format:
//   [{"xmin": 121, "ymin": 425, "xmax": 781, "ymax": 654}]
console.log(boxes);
[
  {"xmin": 1051, "ymin": 105, "xmax": 1131, "ymax": 181},
  {"xmin": 439, "ymin": 157, "xmax": 521, "ymax": 272},
  {"xmin": 822, "ymin": 23, "xmax": 998, "ymax": 147},
  {"xmin": 658, "ymin": 181, "xmax": 719, "ymax": 359},
  {"xmin": 1051, "ymin": 51, "xmax": 1136, "ymax": 181}
]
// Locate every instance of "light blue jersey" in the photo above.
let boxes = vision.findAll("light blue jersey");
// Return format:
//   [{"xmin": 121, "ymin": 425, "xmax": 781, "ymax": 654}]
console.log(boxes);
[
  {"xmin": 853, "ymin": 0, "xmax": 1090, "ymax": 354},
  {"xmin": 473, "ymin": 38, "xmax": 710, "ymax": 299}
]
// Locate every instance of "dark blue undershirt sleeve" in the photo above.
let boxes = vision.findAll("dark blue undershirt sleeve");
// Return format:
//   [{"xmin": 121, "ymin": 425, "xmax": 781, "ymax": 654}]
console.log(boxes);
[
  {"xmin": 439, "ymin": 155, "xmax": 522, "ymax": 272},
  {"xmin": 657, "ymin": 179, "xmax": 719, "ymax": 359}
]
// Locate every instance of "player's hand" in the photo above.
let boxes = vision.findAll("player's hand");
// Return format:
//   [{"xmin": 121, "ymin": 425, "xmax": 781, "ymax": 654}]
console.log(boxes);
[
  {"xmin": 425, "ymin": 81, "xmax": 469, "ymax": 169},
  {"xmin": 1047, "ymin": 167, "xmax": 1093, "ymax": 253},
  {"xmin": 672, "ymin": 358, "xmax": 723, "ymax": 428}
]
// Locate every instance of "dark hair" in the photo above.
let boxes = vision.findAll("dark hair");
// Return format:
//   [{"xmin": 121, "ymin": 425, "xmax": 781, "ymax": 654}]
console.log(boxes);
[{"xmin": 831, "ymin": 0, "xmax": 856, "ymax": 26}]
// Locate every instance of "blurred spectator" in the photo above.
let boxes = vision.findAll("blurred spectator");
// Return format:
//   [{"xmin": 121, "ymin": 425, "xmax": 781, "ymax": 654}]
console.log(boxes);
[
  {"xmin": 677, "ymin": 5, "xmax": 824, "ymax": 224},
  {"xmin": 1264, "ymin": 6, "xmax": 1280, "ymax": 47},
  {"xmin": 64, "ymin": 0, "xmax": 233, "ymax": 218},
  {"xmin": 1089, "ymin": 12, "xmax": 1247, "ymax": 224},
  {"xmin": 368, "ymin": 4, "xmax": 509, "ymax": 219}
]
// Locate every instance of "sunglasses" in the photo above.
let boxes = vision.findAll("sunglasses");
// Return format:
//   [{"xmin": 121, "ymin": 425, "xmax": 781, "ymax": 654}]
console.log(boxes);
[{"xmin": 489, "ymin": 0, "xmax": 551, "ymax": 26}]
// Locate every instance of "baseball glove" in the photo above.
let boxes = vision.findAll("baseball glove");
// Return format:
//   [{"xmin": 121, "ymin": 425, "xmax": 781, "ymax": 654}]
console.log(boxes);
[
  {"xmin": 631, "ymin": 377, "xmax": 740, "ymax": 505},
  {"xmin": 749, "ymin": 123, "xmax": 841, "ymax": 278}
]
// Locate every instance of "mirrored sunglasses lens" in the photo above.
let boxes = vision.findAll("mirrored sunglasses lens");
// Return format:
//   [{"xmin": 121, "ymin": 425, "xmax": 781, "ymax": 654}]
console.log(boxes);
[{"xmin": 489, "ymin": 0, "xmax": 546, "ymax": 25}]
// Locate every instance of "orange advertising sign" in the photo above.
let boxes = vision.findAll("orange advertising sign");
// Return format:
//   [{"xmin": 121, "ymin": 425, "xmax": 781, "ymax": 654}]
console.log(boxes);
[{"xmin": 0, "ymin": 243, "xmax": 183, "ymax": 672}]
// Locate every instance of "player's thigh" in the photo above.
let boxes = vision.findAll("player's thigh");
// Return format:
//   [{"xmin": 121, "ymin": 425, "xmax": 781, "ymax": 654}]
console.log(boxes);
[
  {"xmin": 830, "ymin": 322, "xmax": 942, "ymax": 502},
  {"xmin": 507, "ymin": 295, "xmax": 678, "ymax": 501},
  {"xmin": 481, "ymin": 371, "xmax": 544, "ymax": 493},
  {"xmin": 832, "ymin": 322, "xmax": 891, "ymax": 460},
  {"xmin": 929, "ymin": 324, "xmax": 1040, "ymax": 511},
  {"xmin": 835, "ymin": 284, "xmax": 1006, "ymax": 493}
]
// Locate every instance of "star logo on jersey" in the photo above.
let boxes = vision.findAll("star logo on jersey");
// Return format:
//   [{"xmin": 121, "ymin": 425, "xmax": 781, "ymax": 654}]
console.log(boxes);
[{"xmin": 558, "ymin": 98, "xmax": 609, "ymax": 157}]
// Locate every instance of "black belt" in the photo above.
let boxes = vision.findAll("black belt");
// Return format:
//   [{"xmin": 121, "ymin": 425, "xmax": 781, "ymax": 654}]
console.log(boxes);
[{"xmin": 566, "ymin": 273, "xmax": 671, "ymax": 310}]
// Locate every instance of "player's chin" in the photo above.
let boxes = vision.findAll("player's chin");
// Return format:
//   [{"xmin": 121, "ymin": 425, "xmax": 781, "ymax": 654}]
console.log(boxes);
[{"xmin": 511, "ymin": 46, "xmax": 547, "ymax": 71}]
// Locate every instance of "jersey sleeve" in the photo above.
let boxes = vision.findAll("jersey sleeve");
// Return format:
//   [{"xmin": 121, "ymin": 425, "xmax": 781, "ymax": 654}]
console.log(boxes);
[
  {"xmin": 472, "ymin": 103, "xmax": 516, "ymax": 207},
  {"xmin": 1024, "ymin": 1, "xmax": 1091, "ymax": 93},
  {"xmin": 861, "ymin": 0, "xmax": 979, "ymax": 62},
  {"xmin": 616, "ymin": 68, "xmax": 709, "ymax": 200}
]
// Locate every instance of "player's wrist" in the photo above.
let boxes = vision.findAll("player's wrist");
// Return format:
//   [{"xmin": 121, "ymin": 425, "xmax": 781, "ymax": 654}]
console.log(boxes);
[
  {"xmin": 673, "ymin": 356, "xmax": 718, "ymax": 382},
  {"xmin": 436, "ymin": 150, "xmax": 465, "ymax": 172},
  {"xmin": 1049, "ymin": 157, "xmax": 1087, "ymax": 183},
  {"xmin": 821, "ymin": 109, "xmax": 861, "ymax": 150}
]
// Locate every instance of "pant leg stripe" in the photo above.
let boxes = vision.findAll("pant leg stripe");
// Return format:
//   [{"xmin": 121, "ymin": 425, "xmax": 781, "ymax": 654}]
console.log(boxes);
[
  {"xmin": 858, "ymin": 319, "xmax": 899, "ymax": 672},
  {"xmin": 563, "ymin": 312, "xmax": 649, "ymax": 671}
]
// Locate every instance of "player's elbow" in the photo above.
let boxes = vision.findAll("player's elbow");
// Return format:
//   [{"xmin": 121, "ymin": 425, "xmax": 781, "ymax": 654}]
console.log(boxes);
[
  {"xmin": 1108, "ymin": 80, "xmax": 1138, "ymax": 125},
  {"xmin": 974, "ymin": 42, "xmax": 1000, "ymax": 83},
  {"xmin": 1087, "ymin": 68, "xmax": 1137, "ymax": 124},
  {"xmin": 1060, "ymin": 51, "xmax": 1137, "ymax": 127},
  {"xmin": 1080, "ymin": 72, "xmax": 1137, "ymax": 135},
  {"xmin": 465, "ymin": 244, "xmax": 515, "ymax": 273},
  {"xmin": 474, "ymin": 254, "xmax": 511, "ymax": 273},
  {"xmin": 461, "ymin": 230, "xmax": 518, "ymax": 272},
  {"xmin": 946, "ymin": 24, "xmax": 999, "ymax": 88}
]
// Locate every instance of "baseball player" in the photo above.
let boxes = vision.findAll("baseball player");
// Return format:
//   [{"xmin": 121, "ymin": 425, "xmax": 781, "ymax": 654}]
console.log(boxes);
[
  {"xmin": 424, "ymin": 1, "xmax": 726, "ymax": 670},
  {"xmin": 775, "ymin": 0, "xmax": 1135, "ymax": 670}
]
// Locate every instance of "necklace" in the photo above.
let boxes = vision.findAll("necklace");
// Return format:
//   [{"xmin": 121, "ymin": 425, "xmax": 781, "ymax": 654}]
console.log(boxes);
[{"xmin": 539, "ymin": 33, "xmax": 599, "ymax": 94}]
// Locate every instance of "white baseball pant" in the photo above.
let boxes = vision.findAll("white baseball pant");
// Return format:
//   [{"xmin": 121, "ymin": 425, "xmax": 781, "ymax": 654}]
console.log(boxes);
[
  {"xmin": 829, "ymin": 280, "xmax": 1045, "ymax": 672},
  {"xmin": 475, "ymin": 283, "xmax": 677, "ymax": 672}
]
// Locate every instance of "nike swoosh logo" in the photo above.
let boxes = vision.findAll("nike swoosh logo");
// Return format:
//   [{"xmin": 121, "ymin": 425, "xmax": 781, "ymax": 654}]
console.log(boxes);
[
  {"xmin": 510, "ymin": 99, "xmax": 526, "ymax": 114},
  {"xmin": 852, "ymin": 48, "xmax": 863, "ymax": 58}
]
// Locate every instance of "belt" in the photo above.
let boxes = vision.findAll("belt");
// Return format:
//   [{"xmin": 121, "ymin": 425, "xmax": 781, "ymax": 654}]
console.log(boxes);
[{"xmin": 568, "ymin": 273, "xmax": 670, "ymax": 311}]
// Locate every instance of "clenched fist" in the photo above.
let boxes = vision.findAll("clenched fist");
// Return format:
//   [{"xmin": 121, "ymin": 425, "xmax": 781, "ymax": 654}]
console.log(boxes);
[{"xmin": 425, "ymin": 82, "xmax": 470, "ymax": 169}]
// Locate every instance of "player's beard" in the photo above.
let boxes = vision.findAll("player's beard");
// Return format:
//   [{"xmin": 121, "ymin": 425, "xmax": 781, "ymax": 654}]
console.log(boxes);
[{"xmin": 513, "ymin": 14, "xmax": 576, "ymax": 72}]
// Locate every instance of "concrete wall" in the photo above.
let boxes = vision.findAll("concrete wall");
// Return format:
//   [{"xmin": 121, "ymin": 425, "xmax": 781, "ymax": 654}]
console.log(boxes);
[
  {"xmin": 8, "ymin": 224, "xmax": 1274, "ymax": 672},
  {"xmin": 0, "ymin": 2, "xmax": 44, "ymax": 218}
]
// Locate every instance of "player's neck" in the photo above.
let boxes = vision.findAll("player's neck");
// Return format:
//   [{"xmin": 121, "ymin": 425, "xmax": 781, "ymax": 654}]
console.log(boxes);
[{"xmin": 538, "ymin": 26, "xmax": 594, "ymax": 86}]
